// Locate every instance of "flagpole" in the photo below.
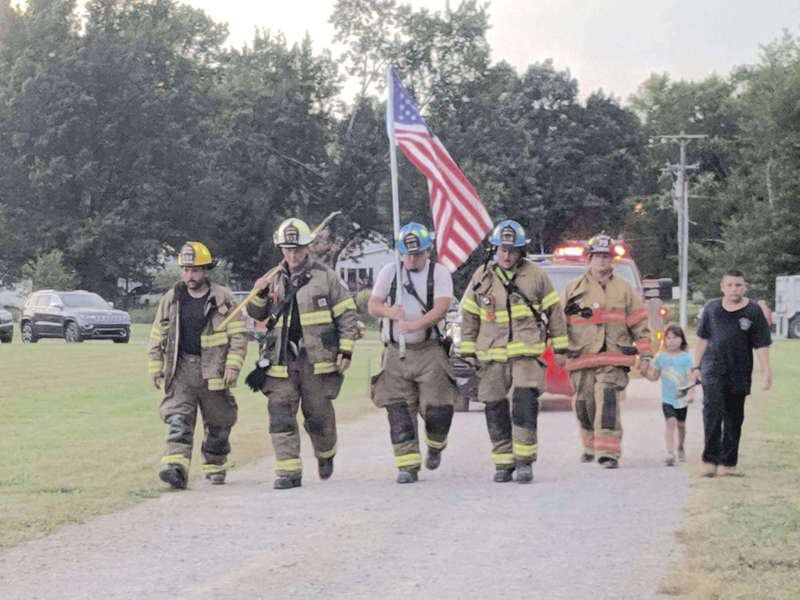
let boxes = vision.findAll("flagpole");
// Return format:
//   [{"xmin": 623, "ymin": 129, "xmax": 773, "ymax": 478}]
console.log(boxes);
[{"xmin": 386, "ymin": 67, "xmax": 406, "ymax": 356}]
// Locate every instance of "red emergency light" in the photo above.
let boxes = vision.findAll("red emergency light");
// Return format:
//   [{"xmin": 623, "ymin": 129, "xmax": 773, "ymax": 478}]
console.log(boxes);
[
  {"xmin": 659, "ymin": 306, "xmax": 669, "ymax": 318},
  {"xmin": 554, "ymin": 244, "xmax": 587, "ymax": 258}
]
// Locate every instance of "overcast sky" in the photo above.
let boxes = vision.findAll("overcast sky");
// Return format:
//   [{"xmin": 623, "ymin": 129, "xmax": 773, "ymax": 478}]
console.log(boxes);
[{"xmin": 41, "ymin": 0, "xmax": 788, "ymax": 102}]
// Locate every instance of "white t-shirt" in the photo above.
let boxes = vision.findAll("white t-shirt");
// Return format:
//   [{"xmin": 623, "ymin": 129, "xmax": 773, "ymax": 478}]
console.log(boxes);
[{"xmin": 372, "ymin": 260, "xmax": 453, "ymax": 344}]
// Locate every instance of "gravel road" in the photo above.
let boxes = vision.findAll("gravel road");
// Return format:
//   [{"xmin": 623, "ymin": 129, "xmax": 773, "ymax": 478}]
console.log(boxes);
[{"xmin": 1, "ymin": 378, "xmax": 701, "ymax": 599}]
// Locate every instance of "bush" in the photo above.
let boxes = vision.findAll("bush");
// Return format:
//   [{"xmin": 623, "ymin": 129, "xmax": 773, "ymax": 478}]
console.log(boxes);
[{"xmin": 21, "ymin": 250, "xmax": 76, "ymax": 290}]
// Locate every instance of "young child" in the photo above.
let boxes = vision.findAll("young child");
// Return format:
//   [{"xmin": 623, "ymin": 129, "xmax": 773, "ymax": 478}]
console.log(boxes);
[{"xmin": 645, "ymin": 324, "xmax": 694, "ymax": 466}]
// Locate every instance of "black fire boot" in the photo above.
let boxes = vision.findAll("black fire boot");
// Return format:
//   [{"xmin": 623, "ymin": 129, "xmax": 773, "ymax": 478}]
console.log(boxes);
[
  {"xmin": 515, "ymin": 462, "xmax": 533, "ymax": 484},
  {"xmin": 274, "ymin": 474, "xmax": 302, "ymax": 489},
  {"xmin": 318, "ymin": 457, "xmax": 334, "ymax": 480},
  {"xmin": 205, "ymin": 472, "xmax": 226, "ymax": 485},
  {"xmin": 598, "ymin": 457, "xmax": 619, "ymax": 469},
  {"xmin": 396, "ymin": 468, "xmax": 419, "ymax": 484},
  {"xmin": 580, "ymin": 453, "xmax": 595, "ymax": 463},
  {"xmin": 425, "ymin": 448, "xmax": 442, "ymax": 470},
  {"xmin": 159, "ymin": 464, "xmax": 188, "ymax": 490},
  {"xmin": 493, "ymin": 468, "xmax": 514, "ymax": 483}
]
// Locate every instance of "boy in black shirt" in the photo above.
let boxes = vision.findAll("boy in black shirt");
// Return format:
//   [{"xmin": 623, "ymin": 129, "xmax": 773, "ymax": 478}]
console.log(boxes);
[{"xmin": 691, "ymin": 270, "xmax": 772, "ymax": 477}]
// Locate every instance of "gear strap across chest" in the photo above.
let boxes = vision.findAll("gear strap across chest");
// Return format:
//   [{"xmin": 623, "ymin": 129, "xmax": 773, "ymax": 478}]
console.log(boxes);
[{"xmin": 388, "ymin": 264, "xmax": 438, "ymax": 343}]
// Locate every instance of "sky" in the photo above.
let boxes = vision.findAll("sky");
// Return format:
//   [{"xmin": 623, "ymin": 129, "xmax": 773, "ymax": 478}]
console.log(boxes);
[{"xmin": 175, "ymin": 0, "xmax": 800, "ymax": 103}]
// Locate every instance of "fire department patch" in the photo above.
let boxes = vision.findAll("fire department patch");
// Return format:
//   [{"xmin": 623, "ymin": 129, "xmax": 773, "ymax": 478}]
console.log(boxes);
[
  {"xmin": 284, "ymin": 225, "xmax": 299, "ymax": 244},
  {"xmin": 314, "ymin": 295, "xmax": 329, "ymax": 310},
  {"xmin": 739, "ymin": 317, "xmax": 752, "ymax": 331},
  {"xmin": 403, "ymin": 234, "xmax": 420, "ymax": 253}
]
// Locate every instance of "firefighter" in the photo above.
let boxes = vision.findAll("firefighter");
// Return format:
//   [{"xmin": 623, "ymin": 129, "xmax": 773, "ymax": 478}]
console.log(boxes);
[
  {"xmin": 563, "ymin": 233, "xmax": 652, "ymax": 468},
  {"xmin": 148, "ymin": 242, "xmax": 248, "ymax": 489},
  {"xmin": 368, "ymin": 222, "xmax": 459, "ymax": 484},
  {"xmin": 247, "ymin": 218, "xmax": 360, "ymax": 490},
  {"xmin": 458, "ymin": 220, "xmax": 568, "ymax": 483}
]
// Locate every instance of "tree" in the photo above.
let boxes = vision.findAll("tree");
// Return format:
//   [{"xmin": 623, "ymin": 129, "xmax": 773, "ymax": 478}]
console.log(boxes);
[{"xmin": 21, "ymin": 249, "xmax": 77, "ymax": 290}]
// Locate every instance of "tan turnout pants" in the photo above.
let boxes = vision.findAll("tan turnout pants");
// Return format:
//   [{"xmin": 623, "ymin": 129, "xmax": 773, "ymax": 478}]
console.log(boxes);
[
  {"xmin": 569, "ymin": 365, "xmax": 628, "ymax": 460},
  {"xmin": 159, "ymin": 354, "xmax": 238, "ymax": 476},
  {"xmin": 477, "ymin": 358, "xmax": 544, "ymax": 469},
  {"xmin": 263, "ymin": 350, "xmax": 342, "ymax": 477},
  {"xmin": 371, "ymin": 340, "xmax": 458, "ymax": 470}
]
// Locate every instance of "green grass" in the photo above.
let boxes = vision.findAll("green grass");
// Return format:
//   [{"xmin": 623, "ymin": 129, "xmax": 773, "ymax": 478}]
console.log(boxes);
[
  {"xmin": 0, "ymin": 324, "xmax": 381, "ymax": 549},
  {"xmin": 662, "ymin": 339, "xmax": 800, "ymax": 598}
]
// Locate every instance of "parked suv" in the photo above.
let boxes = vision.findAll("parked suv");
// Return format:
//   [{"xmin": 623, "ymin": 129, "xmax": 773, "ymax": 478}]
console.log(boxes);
[
  {"xmin": 20, "ymin": 290, "xmax": 131, "ymax": 343},
  {"xmin": 0, "ymin": 308, "xmax": 13, "ymax": 343}
]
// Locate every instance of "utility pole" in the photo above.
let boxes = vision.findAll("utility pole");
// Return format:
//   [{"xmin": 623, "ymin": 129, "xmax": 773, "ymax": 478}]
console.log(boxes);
[{"xmin": 658, "ymin": 132, "xmax": 707, "ymax": 331}]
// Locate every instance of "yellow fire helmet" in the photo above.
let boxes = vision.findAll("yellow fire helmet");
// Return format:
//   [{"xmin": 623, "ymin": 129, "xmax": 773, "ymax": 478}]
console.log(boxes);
[
  {"xmin": 177, "ymin": 241, "xmax": 215, "ymax": 268},
  {"xmin": 273, "ymin": 218, "xmax": 314, "ymax": 248}
]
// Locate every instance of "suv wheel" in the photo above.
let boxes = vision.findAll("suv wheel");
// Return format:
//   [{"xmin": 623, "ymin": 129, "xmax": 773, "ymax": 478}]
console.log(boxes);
[
  {"xmin": 21, "ymin": 321, "xmax": 37, "ymax": 343},
  {"xmin": 113, "ymin": 331, "xmax": 130, "ymax": 344},
  {"xmin": 0, "ymin": 332, "xmax": 11, "ymax": 343},
  {"xmin": 64, "ymin": 322, "xmax": 84, "ymax": 343}
]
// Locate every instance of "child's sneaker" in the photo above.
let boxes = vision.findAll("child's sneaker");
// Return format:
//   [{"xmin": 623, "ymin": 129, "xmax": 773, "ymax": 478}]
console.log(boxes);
[
  {"xmin": 664, "ymin": 452, "xmax": 676, "ymax": 466},
  {"xmin": 677, "ymin": 448, "xmax": 686, "ymax": 462}
]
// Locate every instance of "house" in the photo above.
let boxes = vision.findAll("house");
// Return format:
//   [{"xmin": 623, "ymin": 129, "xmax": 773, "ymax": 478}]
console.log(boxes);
[{"xmin": 336, "ymin": 239, "xmax": 394, "ymax": 292}]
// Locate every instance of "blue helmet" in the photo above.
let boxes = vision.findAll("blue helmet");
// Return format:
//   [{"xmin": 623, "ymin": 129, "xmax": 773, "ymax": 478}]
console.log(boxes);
[
  {"xmin": 396, "ymin": 222, "xmax": 434, "ymax": 255},
  {"xmin": 489, "ymin": 219, "xmax": 528, "ymax": 248}
]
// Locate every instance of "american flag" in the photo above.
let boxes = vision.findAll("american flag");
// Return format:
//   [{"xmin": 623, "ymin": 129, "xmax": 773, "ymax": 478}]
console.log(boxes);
[{"xmin": 386, "ymin": 69, "xmax": 493, "ymax": 272}]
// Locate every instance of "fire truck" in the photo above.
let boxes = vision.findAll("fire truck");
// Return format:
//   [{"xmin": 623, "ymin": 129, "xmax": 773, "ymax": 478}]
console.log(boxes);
[{"xmin": 448, "ymin": 239, "xmax": 672, "ymax": 411}]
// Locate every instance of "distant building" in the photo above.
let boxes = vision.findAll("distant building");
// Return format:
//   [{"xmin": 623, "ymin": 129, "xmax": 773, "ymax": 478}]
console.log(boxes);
[{"xmin": 336, "ymin": 239, "xmax": 394, "ymax": 293}]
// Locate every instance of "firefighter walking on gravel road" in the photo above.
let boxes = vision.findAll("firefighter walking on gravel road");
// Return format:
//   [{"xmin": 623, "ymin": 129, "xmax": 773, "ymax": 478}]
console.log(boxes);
[
  {"xmin": 149, "ymin": 242, "xmax": 248, "ymax": 490},
  {"xmin": 563, "ymin": 233, "xmax": 652, "ymax": 468},
  {"xmin": 458, "ymin": 219, "xmax": 568, "ymax": 483},
  {"xmin": 247, "ymin": 218, "xmax": 360, "ymax": 490},
  {"xmin": 368, "ymin": 222, "xmax": 459, "ymax": 484}
]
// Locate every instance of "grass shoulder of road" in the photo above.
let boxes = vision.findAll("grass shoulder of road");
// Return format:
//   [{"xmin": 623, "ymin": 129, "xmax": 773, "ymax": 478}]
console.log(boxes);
[
  {"xmin": 662, "ymin": 339, "xmax": 800, "ymax": 598},
  {"xmin": 0, "ymin": 324, "xmax": 383, "ymax": 550}
]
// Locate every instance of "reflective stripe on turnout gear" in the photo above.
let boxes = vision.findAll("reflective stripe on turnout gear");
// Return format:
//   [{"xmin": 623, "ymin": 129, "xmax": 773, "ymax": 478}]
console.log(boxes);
[
  {"xmin": 565, "ymin": 352, "xmax": 637, "ymax": 371},
  {"xmin": 395, "ymin": 452, "xmax": 422, "ymax": 469},
  {"xmin": 161, "ymin": 454, "xmax": 190, "ymax": 470}
]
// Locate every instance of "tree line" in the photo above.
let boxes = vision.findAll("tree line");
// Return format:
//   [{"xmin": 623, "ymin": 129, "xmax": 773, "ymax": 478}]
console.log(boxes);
[{"xmin": 0, "ymin": 0, "xmax": 797, "ymax": 301}]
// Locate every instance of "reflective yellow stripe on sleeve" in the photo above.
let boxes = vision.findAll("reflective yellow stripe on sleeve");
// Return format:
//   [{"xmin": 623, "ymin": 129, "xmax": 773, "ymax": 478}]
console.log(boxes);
[
  {"xmin": 550, "ymin": 335, "xmax": 568, "ymax": 350},
  {"xmin": 226, "ymin": 321, "xmax": 246, "ymax": 335},
  {"xmin": 200, "ymin": 332, "xmax": 228, "ymax": 348},
  {"xmin": 300, "ymin": 310, "xmax": 333, "ymax": 326},
  {"xmin": 458, "ymin": 340, "xmax": 476, "ymax": 355},
  {"xmin": 332, "ymin": 297, "xmax": 357, "ymax": 318},
  {"xmin": 541, "ymin": 290, "xmax": 560, "ymax": 311},
  {"xmin": 313, "ymin": 362, "xmax": 338, "ymax": 375},
  {"xmin": 148, "ymin": 359, "xmax": 164, "ymax": 375},
  {"xmin": 267, "ymin": 365, "xmax": 289, "ymax": 378},
  {"xmin": 339, "ymin": 338, "xmax": 355, "ymax": 353},
  {"xmin": 207, "ymin": 377, "xmax": 227, "ymax": 391},
  {"xmin": 225, "ymin": 353, "xmax": 245, "ymax": 370},
  {"xmin": 461, "ymin": 297, "xmax": 481, "ymax": 315}
]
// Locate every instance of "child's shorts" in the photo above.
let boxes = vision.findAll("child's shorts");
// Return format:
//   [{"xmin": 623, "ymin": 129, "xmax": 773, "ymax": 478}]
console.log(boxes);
[{"xmin": 662, "ymin": 403, "xmax": 688, "ymax": 422}]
